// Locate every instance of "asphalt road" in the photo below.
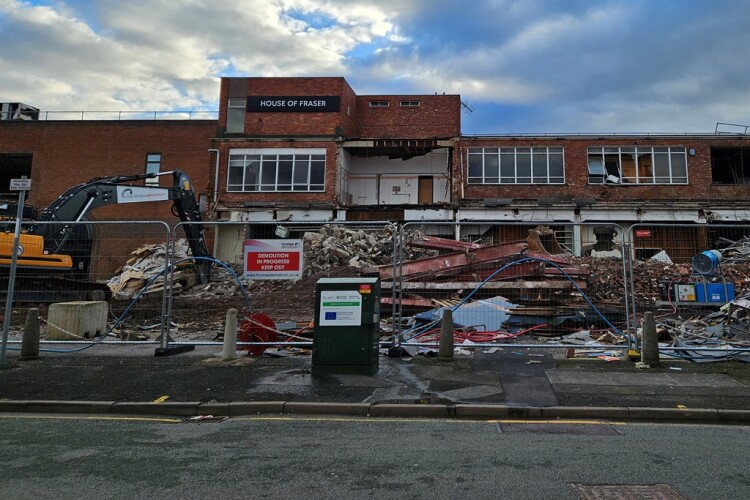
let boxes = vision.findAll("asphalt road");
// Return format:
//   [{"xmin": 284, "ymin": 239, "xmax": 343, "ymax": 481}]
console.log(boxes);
[{"xmin": 1, "ymin": 414, "xmax": 748, "ymax": 499}]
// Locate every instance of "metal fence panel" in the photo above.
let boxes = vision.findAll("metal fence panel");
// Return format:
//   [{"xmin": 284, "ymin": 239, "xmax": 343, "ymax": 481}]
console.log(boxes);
[
  {"xmin": 628, "ymin": 223, "xmax": 750, "ymax": 356},
  {"xmin": 1, "ymin": 221, "xmax": 171, "ymax": 351},
  {"xmin": 168, "ymin": 220, "xmax": 397, "ymax": 350},
  {"xmin": 394, "ymin": 221, "xmax": 631, "ymax": 352}
]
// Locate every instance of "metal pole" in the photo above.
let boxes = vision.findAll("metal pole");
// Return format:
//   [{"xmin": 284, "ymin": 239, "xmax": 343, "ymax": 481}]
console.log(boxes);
[{"xmin": 1, "ymin": 188, "xmax": 26, "ymax": 367}]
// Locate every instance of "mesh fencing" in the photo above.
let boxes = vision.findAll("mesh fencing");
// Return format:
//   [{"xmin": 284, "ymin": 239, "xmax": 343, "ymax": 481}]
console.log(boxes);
[
  {"xmin": 1, "ymin": 221, "xmax": 171, "ymax": 350},
  {"xmin": 393, "ymin": 222, "xmax": 631, "ymax": 352},
  {"xmin": 5, "ymin": 218, "xmax": 749, "ymax": 358},
  {"xmin": 628, "ymin": 223, "xmax": 750, "ymax": 357},
  {"xmin": 166, "ymin": 221, "xmax": 397, "ymax": 350}
]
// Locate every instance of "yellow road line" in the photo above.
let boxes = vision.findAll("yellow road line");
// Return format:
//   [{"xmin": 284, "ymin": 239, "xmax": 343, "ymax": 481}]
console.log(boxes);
[
  {"xmin": 235, "ymin": 416, "xmax": 626, "ymax": 426},
  {"xmin": 0, "ymin": 414, "xmax": 181, "ymax": 424}
]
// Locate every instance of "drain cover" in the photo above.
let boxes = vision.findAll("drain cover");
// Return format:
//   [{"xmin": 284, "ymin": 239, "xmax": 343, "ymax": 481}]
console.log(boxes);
[{"xmin": 568, "ymin": 483, "xmax": 687, "ymax": 499}]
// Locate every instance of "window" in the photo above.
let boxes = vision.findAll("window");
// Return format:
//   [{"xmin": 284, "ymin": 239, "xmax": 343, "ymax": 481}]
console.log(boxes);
[
  {"xmin": 711, "ymin": 147, "xmax": 750, "ymax": 184},
  {"xmin": 369, "ymin": 100, "xmax": 389, "ymax": 108},
  {"xmin": 145, "ymin": 153, "xmax": 161, "ymax": 185},
  {"xmin": 227, "ymin": 98, "xmax": 246, "ymax": 133},
  {"xmin": 400, "ymin": 101, "xmax": 420, "ymax": 107},
  {"xmin": 467, "ymin": 147, "xmax": 564, "ymax": 184},
  {"xmin": 0, "ymin": 153, "xmax": 32, "ymax": 195},
  {"xmin": 587, "ymin": 146, "xmax": 687, "ymax": 184},
  {"xmin": 228, "ymin": 149, "xmax": 325, "ymax": 192}
]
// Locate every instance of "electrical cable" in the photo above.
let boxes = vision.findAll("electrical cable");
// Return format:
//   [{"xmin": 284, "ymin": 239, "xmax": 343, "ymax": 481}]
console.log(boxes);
[
  {"xmin": 401, "ymin": 255, "xmax": 629, "ymax": 342},
  {"xmin": 8, "ymin": 256, "xmax": 248, "ymax": 354}
]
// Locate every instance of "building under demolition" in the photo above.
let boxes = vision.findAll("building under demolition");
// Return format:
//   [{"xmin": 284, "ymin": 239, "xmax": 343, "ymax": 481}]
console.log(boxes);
[{"xmin": 2, "ymin": 77, "xmax": 750, "ymax": 264}]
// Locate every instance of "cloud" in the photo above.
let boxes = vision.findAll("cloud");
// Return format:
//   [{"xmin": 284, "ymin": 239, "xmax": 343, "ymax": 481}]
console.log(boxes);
[{"xmin": 1, "ymin": 0, "xmax": 749, "ymax": 134}]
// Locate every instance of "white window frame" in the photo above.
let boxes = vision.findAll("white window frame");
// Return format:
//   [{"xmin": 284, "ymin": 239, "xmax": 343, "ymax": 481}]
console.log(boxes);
[
  {"xmin": 227, "ymin": 98, "xmax": 246, "ymax": 134},
  {"xmin": 369, "ymin": 100, "xmax": 389, "ymax": 108},
  {"xmin": 467, "ymin": 147, "xmax": 565, "ymax": 185},
  {"xmin": 227, "ymin": 148, "xmax": 326, "ymax": 192},
  {"xmin": 145, "ymin": 153, "xmax": 161, "ymax": 185},
  {"xmin": 400, "ymin": 101, "xmax": 420, "ymax": 107},
  {"xmin": 587, "ymin": 146, "xmax": 688, "ymax": 185}
]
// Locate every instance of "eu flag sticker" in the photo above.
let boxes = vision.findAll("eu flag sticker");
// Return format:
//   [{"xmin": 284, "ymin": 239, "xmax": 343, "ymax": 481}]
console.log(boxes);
[{"xmin": 325, "ymin": 312, "xmax": 337, "ymax": 320}]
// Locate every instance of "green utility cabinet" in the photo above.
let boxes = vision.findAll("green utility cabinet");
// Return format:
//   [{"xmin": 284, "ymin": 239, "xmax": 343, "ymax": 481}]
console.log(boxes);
[{"xmin": 312, "ymin": 277, "xmax": 380, "ymax": 376}]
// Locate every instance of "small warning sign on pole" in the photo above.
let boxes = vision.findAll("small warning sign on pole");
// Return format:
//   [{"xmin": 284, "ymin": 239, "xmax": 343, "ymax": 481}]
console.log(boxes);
[{"xmin": 9, "ymin": 178, "xmax": 31, "ymax": 191}]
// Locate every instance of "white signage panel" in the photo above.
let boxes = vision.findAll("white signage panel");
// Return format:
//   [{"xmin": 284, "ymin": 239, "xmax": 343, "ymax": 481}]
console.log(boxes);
[
  {"xmin": 116, "ymin": 186, "xmax": 170, "ymax": 203},
  {"xmin": 244, "ymin": 239, "xmax": 304, "ymax": 280},
  {"xmin": 319, "ymin": 290, "xmax": 363, "ymax": 326}
]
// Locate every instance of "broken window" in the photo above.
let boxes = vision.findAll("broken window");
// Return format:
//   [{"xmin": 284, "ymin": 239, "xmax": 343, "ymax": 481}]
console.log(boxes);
[
  {"xmin": 711, "ymin": 147, "xmax": 750, "ymax": 184},
  {"xmin": 467, "ymin": 147, "xmax": 564, "ymax": 184},
  {"xmin": 588, "ymin": 146, "xmax": 687, "ymax": 184},
  {"xmin": 228, "ymin": 149, "xmax": 326, "ymax": 192}
]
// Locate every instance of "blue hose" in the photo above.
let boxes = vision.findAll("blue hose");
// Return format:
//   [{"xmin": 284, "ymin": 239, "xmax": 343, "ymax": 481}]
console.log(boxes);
[{"xmin": 9, "ymin": 256, "xmax": 249, "ymax": 353}]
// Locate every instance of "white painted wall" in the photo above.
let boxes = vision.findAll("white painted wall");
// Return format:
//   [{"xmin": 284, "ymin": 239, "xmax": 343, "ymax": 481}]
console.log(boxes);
[{"xmin": 344, "ymin": 148, "xmax": 450, "ymax": 205}]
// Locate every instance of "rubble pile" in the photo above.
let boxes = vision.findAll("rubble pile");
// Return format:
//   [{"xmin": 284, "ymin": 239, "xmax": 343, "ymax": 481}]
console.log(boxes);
[
  {"xmin": 302, "ymin": 225, "xmax": 436, "ymax": 277},
  {"xmin": 302, "ymin": 225, "xmax": 392, "ymax": 276},
  {"xmin": 106, "ymin": 239, "xmax": 198, "ymax": 299},
  {"xmin": 719, "ymin": 236, "xmax": 750, "ymax": 264},
  {"xmin": 574, "ymin": 256, "xmax": 750, "ymax": 305}
]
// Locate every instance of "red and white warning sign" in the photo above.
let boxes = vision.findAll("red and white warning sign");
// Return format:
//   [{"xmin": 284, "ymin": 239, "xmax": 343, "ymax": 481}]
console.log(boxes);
[{"xmin": 244, "ymin": 239, "xmax": 303, "ymax": 280}]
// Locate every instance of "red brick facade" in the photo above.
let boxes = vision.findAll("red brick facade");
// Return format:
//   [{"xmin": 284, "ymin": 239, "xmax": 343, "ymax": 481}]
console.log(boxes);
[
  {"xmin": 217, "ymin": 77, "xmax": 461, "ymax": 140},
  {"xmin": 0, "ymin": 120, "xmax": 216, "ymax": 221},
  {"xmin": 455, "ymin": 135, "xmax": 750, "ymax": 207}
]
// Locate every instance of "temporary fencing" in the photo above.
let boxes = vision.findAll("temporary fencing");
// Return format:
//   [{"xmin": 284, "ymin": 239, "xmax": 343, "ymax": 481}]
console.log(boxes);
[
  {"xmin": 628, "ymin": 223, "xmax": 750, "ymax": 359},
  {"xmin": 392, "ymin": 222, "xmax": 632, "ymax": 353},
  {"xmin": 1, "ymin": 221, "xmax": 172, "ymax": 353},
  {"xmin": 165, "ymin": 220, "xmax": 398, "ymax": 352},
  {"xmin": 5, "ymin": 217, "xmax": 748, "ymax": 360}
]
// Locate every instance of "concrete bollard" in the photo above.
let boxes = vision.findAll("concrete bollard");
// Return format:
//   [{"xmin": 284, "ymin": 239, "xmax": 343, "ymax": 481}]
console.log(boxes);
[
  {"xmin": 641, "ymin": 311, "xmax": 660, "ymax": 366},
  {"xmin": 20, "ymin": 308, "xmax": 40, "ymax": 361},
  {"xmin": 222, "ymin": 309, "xmax": 238, "ymax": 361},
  {"xmin": 438, "ymin": 308, "xmax": 454, "ymax": 360}
]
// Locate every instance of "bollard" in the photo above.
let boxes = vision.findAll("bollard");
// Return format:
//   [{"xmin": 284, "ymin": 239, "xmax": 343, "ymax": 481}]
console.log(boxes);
[
  {"xmin": 641, "ymin": 311, "xmax": 660, "ymax": 366},
  {"xmin": 20, "ymin": 308, "xmax": 40, "ymax": 361},
  {"xmin": 222, "ymin": 309, "xmax": 238, "ymax": 361},
  {"xmin": 438, "ymin": 307, "xmax": 454, "ymax": 360}
]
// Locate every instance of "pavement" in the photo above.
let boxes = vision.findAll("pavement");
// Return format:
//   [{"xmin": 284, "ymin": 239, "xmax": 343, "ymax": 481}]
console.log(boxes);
[{"xmin": 1, "ymin": 343, "xmax": 749, "ymax": 422}]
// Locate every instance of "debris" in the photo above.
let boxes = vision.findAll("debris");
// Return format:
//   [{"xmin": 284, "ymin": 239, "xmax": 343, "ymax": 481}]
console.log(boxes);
[
  {"xmin": 107, "ymin": 239, "xmax": 199, "ymax": 299},
  {"xmin": 596, "ymin": 355, "xmax": 620, "ymax": 362},
  {"xmin": 188, "ymin": 415, "xmax": 228, "ymax": 422},
  {"xmin": 650, "ymin": 250, "xmax": 673, "ymax": 265}
]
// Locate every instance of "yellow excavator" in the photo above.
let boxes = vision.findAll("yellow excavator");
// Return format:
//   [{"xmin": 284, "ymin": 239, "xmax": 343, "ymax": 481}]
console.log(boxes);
[{"xmin": 0, "ymin": 170, "xmax": 211, "ymax": 301}]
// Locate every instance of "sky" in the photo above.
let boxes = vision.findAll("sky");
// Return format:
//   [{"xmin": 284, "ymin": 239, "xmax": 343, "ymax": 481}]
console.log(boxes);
[{"xmin": 1, "ymin": 0, "xmax": 749, "ymax": 134}]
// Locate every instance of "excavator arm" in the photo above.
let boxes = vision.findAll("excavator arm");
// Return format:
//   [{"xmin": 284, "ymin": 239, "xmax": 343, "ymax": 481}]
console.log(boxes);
[{"xmin": 3, "ymin": 169, "xmax": 212, "ymax": 283}]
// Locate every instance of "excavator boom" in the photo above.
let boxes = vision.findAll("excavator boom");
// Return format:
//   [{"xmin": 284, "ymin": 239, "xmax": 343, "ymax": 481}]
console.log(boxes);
[{"xmin": 0, "ymin": 169, "xmax": 212, "ymax": 300}]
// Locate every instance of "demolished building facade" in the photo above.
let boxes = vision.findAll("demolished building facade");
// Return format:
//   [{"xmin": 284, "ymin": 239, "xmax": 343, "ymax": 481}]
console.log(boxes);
[{"xmin": 1, "ymin": 76, "xmax": 750, "ymax": 267}]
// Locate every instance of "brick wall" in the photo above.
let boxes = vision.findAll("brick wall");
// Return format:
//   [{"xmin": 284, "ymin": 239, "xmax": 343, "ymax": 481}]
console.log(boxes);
[
  {"xmin": 355, "ymin": 94, "xmax": 461, "ymax": 139},
  {"xmin": 218, "ymin": 77, "xmax": 461, "ymax": 139},
  {"xmin": 455, "ymin": 136, "xmax": 750, "ymax": 205},
  {"xmin": 0, "ymin": 120, "xmax": 216, "ymax": 220}
]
